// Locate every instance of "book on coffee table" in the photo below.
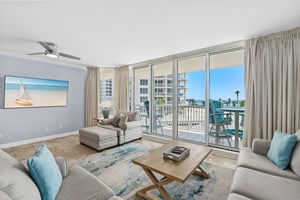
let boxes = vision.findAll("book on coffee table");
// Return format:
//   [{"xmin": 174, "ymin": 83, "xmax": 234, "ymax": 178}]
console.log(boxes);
[{"xmin": 163, "ymin": 145, "xmax": 190, "ymax": 161}]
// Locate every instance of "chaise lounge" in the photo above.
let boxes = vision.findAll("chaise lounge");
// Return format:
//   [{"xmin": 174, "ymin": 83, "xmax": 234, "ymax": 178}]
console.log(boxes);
[{"xmin": 79, "ymin": 110, "xmax": 142, "ymax": 151}]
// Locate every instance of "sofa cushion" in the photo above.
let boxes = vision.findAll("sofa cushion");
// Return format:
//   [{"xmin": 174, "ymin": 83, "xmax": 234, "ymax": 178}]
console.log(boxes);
[
  {"xmin": 231, "ymin": 167, "xmax": 300, "ymax": 200},
  {"xmin": 290, "ymin": 130, "xmax": 300, "ymax": 176},
  {"xmin": 0, "ymin": 191, "xmax": 12, "ymax": 200},
  {"xmin": 127, "ymin": 111, "xmax": 138, "ymax": 122},
  {"xmin": 55, "ymin": 157, "xmax": 68, "ymax": 178},
  {"xmin": 238, "ymin": 148, "xmax": 300, "ymax": 180},
  {"xmin": 111, "ymin": 116, "xmax": 121, "ymax": 127},
  {"xmin": 119, "ymin": 113, "xmax": 128, "ymax": 130},
  {"xmin": 56, "ymin": 165, "xmax": 115, "ymax": 200},
  {"xmin": 267, "ymin": 130, "xmax": 297, "ymax": 169},
  {"xmin": 80, "ymin": 126, "xmax": 118, "ymax": 141},
  {"xmin": 98, "ymin": 124, "xmax": 123, "ymax": 136},
  {"xmin": 27, "ymin": 144, "xmax": 62, "ymax": 200},
  {"xmin": 0, "ymin": 149, "xmax": 41, "ymax": 200},
  {"xmin": 227, "ymin": 193, "xmax": 252, "ymax": 200}
]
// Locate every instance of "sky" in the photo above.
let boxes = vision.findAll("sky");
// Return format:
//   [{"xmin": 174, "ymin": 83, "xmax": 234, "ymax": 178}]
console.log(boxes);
[{"xmin": 187, "ymin": 65, "xmax": 245, "ymax": 101}]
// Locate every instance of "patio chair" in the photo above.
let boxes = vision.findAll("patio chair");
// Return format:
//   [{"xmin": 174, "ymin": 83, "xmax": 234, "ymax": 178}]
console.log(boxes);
[
  {"xmin": 143, "ymin": 101, "xmax": 164, "ymax": 134},
  {"xmin": 209, "ymin": 100, "xmax": 233, "ymax": 146},
  {"xmin": 225, "ymin": 113, "xmax": 244, "ymax": 139}
]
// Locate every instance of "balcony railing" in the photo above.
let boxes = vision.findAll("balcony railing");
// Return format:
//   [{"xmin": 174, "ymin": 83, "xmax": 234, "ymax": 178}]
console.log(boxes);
[
  {"xmin": 137, "ymin": 104, "xmax": 243, "ymax": 135},
  {"xmin": 154, "ymin": 84, "xmax": 165, "ymax": 87},
  {"xmin": 156, "ymin": 105, "xmax": 206, "ymax": 131}
]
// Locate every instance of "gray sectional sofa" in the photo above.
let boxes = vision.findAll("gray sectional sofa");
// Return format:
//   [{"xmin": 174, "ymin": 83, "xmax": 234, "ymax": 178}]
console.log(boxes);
[
  {"xmin": 0, "ymin": 149, "xmax": 123, "ymax": 200},
  {"xmin": 80, "ymin": 110, "xmax": 142, "ymax": 151},
  {"xmin": 228, "ymin": 136, "xmax": 300, "ymax": 200}
]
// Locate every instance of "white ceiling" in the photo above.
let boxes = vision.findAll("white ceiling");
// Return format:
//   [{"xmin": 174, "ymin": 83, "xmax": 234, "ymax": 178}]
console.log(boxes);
[{"xmin": 0, "ymin": 0, "xmax": 300, "ymax": 68}]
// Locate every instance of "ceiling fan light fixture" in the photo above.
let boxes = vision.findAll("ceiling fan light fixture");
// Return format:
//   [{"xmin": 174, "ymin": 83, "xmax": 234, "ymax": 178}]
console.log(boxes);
[{"xmin": 46, "ymin": 52, "xmax": 58, "ymax": 58}]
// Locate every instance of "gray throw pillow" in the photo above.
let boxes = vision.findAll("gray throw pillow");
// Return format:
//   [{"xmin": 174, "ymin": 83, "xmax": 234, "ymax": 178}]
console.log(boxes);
[
  {"xmin": 119, "ymin": 113, "xmax": 128, "ymax": 130},
  {"xmin": 111, "ymin": 116, "xmax": 120, "ymax": 127},
  {"xmin": 290, "ymin": 130, "xmax": 300, "ymax": 176},
  {"xmin": 127, "ymin": 111, "xmax": 138, "ymax": 122}
]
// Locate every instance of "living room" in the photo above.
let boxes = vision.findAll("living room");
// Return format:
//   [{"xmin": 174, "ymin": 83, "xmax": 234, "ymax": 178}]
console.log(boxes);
[{"xmin": 1, "ymin": 1, "xmax": 300, "ymax": 200}]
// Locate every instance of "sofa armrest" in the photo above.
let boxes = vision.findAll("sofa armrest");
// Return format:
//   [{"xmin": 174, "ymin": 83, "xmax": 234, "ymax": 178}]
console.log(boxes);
[
  {"xmin": 122, "ymin": 120, "xmax": 141, "ymax": 130},
  {"xmin": 93, "ymin": 118, "xmax": 113, "ymax": 125},
  {"xmin": 252, "ymin": 139, "xmax": 271, "ymax": 155},
  {"xmin": 55, "ymin": 156, "xmax": 68, "ymax": 178}
]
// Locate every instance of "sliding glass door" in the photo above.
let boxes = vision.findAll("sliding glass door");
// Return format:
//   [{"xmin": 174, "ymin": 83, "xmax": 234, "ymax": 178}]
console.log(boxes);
[
  {"xmin": 208, "ymin": 49, "xmax": 244, "ymax": 149},
  {"xmin": 152, "ymin": 62, "xmax": 173, "ymax": 137},
  {"xmin": 133, "ymin": 66, "xmax": 150, "ymax": 134},
  {"xmin": 177, "ymin": 56, "xmax": 206, "ymax": 143},
  {"xmin": 132, "ymin": 44, "xmax": 245, "ymax": 151}
]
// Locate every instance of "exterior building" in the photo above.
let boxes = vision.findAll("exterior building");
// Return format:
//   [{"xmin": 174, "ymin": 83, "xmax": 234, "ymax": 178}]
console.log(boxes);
[
  {"xmin": 135, "ymin": 73, "xmax": 188, "ymax": 106},
  {"xmin": 99, "ymin": 79, "xmax": 113, "ymax": 112},
  {"xmin": 100, "ymin": 79, "xmax": 113, "ymax": 101}
]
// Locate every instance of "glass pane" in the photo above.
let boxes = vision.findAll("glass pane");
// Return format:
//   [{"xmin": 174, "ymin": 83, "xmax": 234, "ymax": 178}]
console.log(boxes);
[
  {"xmin": 209, "ymin": 49, "xmax": 244, "ymax": 150},
  {"xmin": 133, "ymin": 67, "xmax": 150, "ymax": 133},
  {"xmin": 99, "ymin": 68, "xmax": 114, "ymax": 118},
  {"xmin": 177, "ymin": 56, "xmax": 206, "ymax": 142},
  {"xmin": 153, "ymin": 62, "xmax": 172, "ymax": 136}
]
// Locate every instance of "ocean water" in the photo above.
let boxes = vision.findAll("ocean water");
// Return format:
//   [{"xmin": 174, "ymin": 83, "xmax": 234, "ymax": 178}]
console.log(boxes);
[{"xmin": 5, "ymin": 83, "xmax": 68, "ymax": 91}]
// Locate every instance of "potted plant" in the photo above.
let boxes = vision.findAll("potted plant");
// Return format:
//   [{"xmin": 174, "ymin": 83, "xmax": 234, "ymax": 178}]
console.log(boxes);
[{"xmin": 102, "ymin": 108, "xmax": 110, "ymax": 119}]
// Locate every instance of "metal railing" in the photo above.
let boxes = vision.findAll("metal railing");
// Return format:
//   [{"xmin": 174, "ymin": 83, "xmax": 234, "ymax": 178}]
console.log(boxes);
[{"xmin": 157, "ymin": 105, "xmax": 206, "ymax": 132}]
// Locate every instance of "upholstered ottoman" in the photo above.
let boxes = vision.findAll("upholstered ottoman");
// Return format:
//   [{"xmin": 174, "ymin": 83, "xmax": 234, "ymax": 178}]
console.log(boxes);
[{"xmin": 79, "ymin": 126, "xmax": 118, "ymax": 151}]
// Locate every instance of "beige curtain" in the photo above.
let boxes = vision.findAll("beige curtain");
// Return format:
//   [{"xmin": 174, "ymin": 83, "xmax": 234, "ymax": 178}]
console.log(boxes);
[
  {"xmin": 85, "ymin": 67, "xmax": 100, "ymax": 127},
  {"xmin": 243, "ymin": 27, "xmax": 300, "ymax": 147},
  {"xmin": 114, "ymin": 66, "xmax": 129, "ymax": 111}
]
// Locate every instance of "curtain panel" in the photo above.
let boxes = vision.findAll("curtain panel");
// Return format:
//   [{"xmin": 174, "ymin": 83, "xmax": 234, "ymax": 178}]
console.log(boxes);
[
  {"xmin": 114, "ymin": 66, "xmax": 129, "ymax": 111},
  {"xmin": 243, "ymin": 27, "xmax": 300, "ymax": 147},
  {"xmin": 85, "ymin": 67, "xmax": 100, "ymax": 127}
]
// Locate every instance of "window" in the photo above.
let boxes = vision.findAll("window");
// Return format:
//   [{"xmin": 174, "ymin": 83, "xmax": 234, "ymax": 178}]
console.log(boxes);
[
  {"xmin": 99, "ymin": 68, "xmax": 114, "ymax": 117},
  {"xmin": 140, "ymin": 79, "xmax": 148, "ymax": 85},
  {"xmin": 140, "ymin": 96, "xmax": 148, "ymax": 103},
  {"xmin": 140, "ymin": 88, "xmax": 148, "ymax": 94}
]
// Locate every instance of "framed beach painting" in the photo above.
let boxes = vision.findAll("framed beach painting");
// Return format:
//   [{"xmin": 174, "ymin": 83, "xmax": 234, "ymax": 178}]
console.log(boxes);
[{"xmin": 4, "ymin": 75, "xmax": 69, "ymax": 108}]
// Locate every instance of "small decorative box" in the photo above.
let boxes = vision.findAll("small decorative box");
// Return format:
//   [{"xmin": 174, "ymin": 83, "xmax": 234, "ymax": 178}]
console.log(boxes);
[{"xmin": 163, "ymin": 146, "xmax": 190, "ymax": 161}]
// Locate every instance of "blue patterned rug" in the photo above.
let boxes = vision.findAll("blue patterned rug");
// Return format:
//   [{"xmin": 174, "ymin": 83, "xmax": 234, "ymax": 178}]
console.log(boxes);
[{"xmin": 79, "ymin": 143, "xmax": 234, "ymax": 200}]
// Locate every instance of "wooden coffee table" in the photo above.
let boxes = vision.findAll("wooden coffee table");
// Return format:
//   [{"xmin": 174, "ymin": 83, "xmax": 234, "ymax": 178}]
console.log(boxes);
[{"xmin": 133, "ymin": 140, "xmax": 212, "ymax": 200}]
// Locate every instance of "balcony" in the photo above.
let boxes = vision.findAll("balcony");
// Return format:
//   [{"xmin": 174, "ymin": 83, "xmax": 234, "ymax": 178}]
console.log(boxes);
[
  {"xmin": 138, "ymin": 104, "xmax": 243, "ymax": 149},
  {"xmin": 154, "ymin": 92, "xmax": 165, "ymax": 96}
]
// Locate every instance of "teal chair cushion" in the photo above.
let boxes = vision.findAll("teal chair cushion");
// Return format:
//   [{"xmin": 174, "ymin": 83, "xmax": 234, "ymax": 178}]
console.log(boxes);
[
  {"xmin": 27, "ymin": 144, "xmax": 62, "ymax": 200},
  {"xmin": 267, "ymin": 130, "xmax": 297, "ymax": 169}
]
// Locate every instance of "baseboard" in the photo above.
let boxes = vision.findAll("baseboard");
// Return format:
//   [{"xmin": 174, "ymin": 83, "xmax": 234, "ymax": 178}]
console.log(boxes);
[
  {"xmin": 0, "ymin": 131, "xmax": 78, "ymax": 149},
  {"xmin": 142, "ymin": 134, "xmax": 172, "ymax": 144},
  {"xmin": 212, "ymin": 148, "xmax": 239, "ymax": 159}
]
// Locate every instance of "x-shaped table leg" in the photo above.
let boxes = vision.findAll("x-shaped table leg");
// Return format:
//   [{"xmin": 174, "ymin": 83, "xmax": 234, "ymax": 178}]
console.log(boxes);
[{"xmin": 136, "ymin": 167, "xmax": 173, "ymax": 200}]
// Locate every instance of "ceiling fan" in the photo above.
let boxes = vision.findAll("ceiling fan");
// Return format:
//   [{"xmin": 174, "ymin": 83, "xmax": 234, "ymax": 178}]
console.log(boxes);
[{"xmin": 28, "ymin": 41, "xmax": 81, "ymax": 60}]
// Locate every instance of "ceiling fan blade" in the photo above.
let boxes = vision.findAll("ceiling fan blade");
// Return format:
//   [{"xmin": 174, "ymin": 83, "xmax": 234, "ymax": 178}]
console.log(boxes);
[
  {"xmin": 58, "ymin": 52, "xmax": 81, "ymax": 60},
  {"xmin": 38, "ymin": 41, "xmax": 53, "ymax": 52},
  {"xmin": 28, "ymin": 52, "xmax": 45, "ymax": 55}
]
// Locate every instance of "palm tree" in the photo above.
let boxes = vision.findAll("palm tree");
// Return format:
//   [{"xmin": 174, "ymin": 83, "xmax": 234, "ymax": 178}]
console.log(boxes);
[{"xmin": 235, "ymin": 90, "xmax": 240, "ymax": 107}]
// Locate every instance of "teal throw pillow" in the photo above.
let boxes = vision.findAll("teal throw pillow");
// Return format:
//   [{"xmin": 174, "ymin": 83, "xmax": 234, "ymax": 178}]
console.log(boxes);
[
  {"xmin": 267, "ymin": 130, "xmax": 297, "ymax": 169},
  {"xmin": 27, "ymin": 144, "xmax": 62, "ymax": 200}
]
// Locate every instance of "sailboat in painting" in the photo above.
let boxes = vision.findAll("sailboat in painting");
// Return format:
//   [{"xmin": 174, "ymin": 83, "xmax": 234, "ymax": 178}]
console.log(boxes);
[{"xmin": 15, "ymin": 81, "xmax": 33, "ymax": 106}]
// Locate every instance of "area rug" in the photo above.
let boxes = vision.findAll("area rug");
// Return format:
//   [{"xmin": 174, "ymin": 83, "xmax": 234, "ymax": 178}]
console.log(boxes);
[{"xmin": 79, "ymin": 143, "xmax": 234, "ymax": 200}]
